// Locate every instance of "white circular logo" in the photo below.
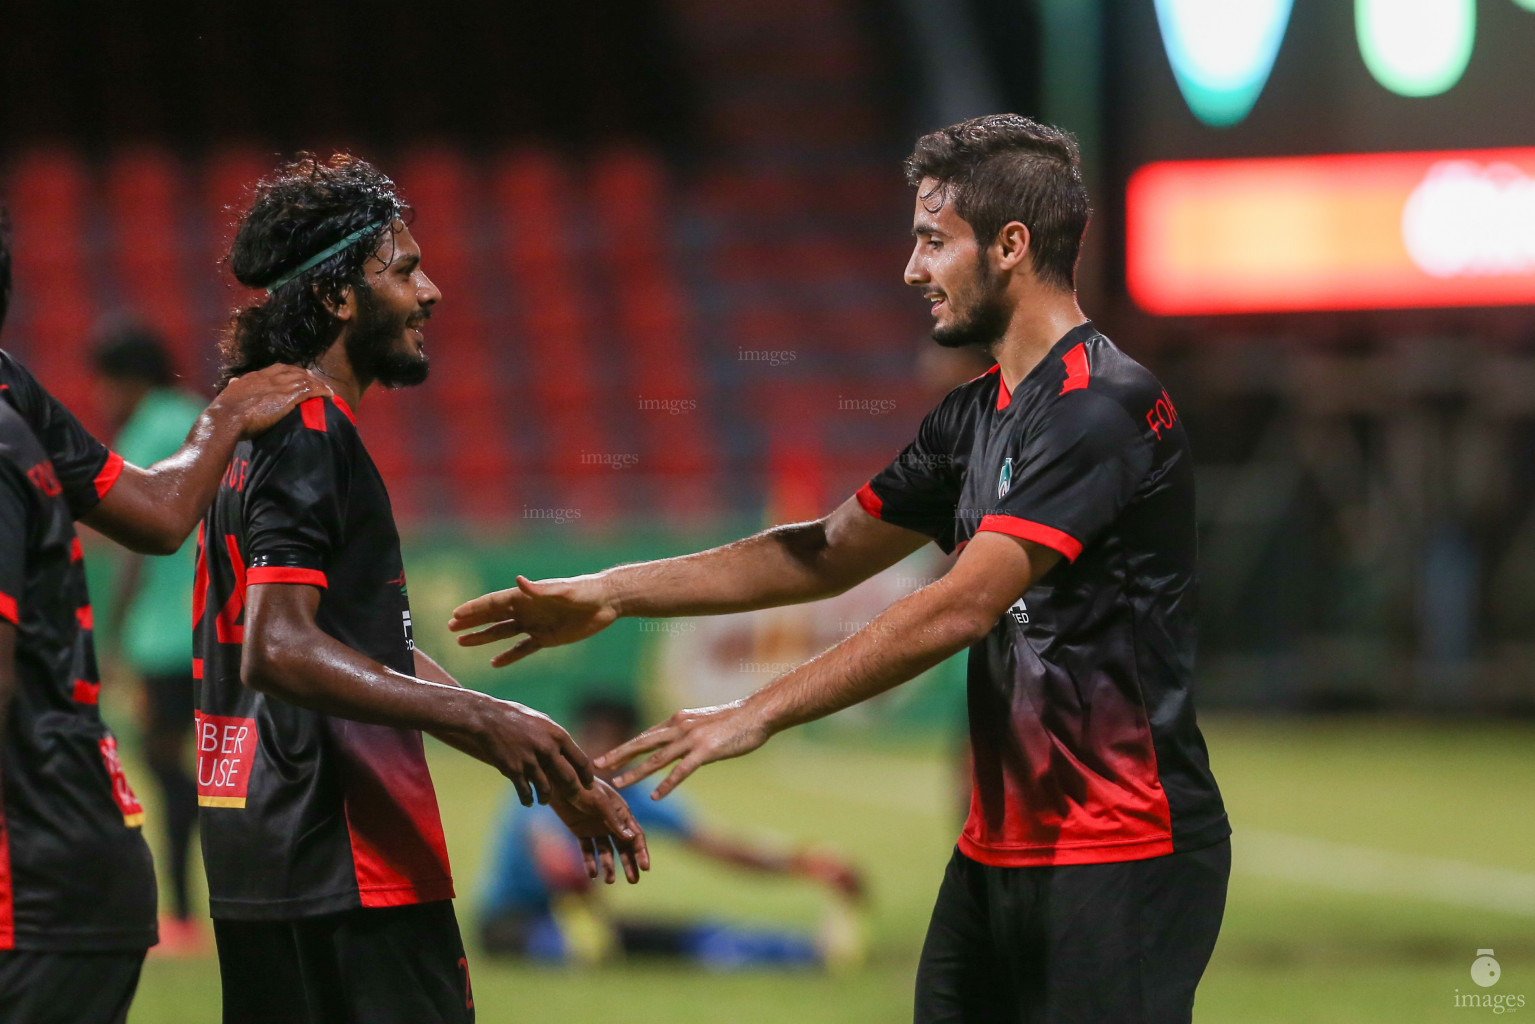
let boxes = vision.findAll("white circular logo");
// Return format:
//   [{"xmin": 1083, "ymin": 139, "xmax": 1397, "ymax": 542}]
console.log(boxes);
[
  {"xmin": 1471, "ymin": 949, "xmax": 1501, "ymax": 989},
  {"xmin": 1402, "ymin": 161, "xmax": 1535, "ymax": 279}
]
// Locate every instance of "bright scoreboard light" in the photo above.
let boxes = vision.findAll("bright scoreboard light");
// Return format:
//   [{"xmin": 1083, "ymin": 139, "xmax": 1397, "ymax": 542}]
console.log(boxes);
[
  {"xmin": 1112, "ymin": 1, "xmax": 1535, "ymax": 318},
  {"xmin": 1126, "ymin": 148, "xmax": 1535, "ymax": 315}
]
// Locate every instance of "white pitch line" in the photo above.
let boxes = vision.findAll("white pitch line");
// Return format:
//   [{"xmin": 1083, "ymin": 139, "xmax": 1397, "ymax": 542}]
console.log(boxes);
[{"xmin": 1238, "ymin": 829, "xmax": 1535, "ymax": 917}]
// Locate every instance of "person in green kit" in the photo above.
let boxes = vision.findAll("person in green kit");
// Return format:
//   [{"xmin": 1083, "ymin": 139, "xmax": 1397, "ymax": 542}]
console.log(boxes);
[{"xmin": 92, "ymin": 326, "xmax": 207, "ymax": 955}]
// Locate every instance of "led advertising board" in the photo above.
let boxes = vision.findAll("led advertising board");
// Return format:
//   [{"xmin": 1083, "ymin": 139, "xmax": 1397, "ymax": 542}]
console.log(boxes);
[
  {"xmin": 1127, "ymin": 148, "xmax": 1535, "ymax": 314},
  {"xmin": 1115, "ymin": 0, "xmax": 1535, "ymax": 315}
]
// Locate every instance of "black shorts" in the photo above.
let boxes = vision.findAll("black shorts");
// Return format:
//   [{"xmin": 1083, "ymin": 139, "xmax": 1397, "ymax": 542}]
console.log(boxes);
[
  {"xmin": 915, "ymin": 839, "xmax": 1230, "ymax": 1024},
  {"xmin": 214, "ymin": 900, "xmax": 474, "ymax": 1024},
  {"xmin": 0, "ymin": 948, "xmax": 145, "ymax": 1024}
]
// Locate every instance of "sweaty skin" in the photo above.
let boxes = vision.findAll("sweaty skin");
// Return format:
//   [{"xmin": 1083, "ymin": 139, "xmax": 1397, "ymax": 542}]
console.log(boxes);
[
  {"xmin": 82, "ymin": 364, "xmax": 329, "ymax": 554},
  {"xmin": 602, "ymin": 531, "xmax": 1051, "ymax": 798},
  {"xmin": 450, "ymin": 496, "xmax": 927, "ymax": 667},
  {"xmin": 449, "ymin": 509, "xmax": 1056, "ymax": 799}
]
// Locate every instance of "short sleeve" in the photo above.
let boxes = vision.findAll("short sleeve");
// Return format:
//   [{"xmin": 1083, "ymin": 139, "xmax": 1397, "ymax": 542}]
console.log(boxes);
[
  {"xmin": 0, "ymin": 351, "xmax": 118, "ymax": 518},
  {"xmin": 977, "ymin": 393, "xmax": 1152, "ymax": 562},
  {"xmin": 242, "ymin": 420, "xmax": 349, "ymax": 589},
  {"xmin": 0, "ymin": 463, "xmax": 31, "ymax": 624},
  {"xmin": 856, "ymin": 400, "xmax": 966, "ymax": 552}
]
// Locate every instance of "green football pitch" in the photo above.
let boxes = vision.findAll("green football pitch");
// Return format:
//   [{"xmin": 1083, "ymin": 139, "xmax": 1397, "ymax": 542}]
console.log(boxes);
[{"xmin": 122, "ymin": 715, "xmax": 1534, "ymax": 1023}]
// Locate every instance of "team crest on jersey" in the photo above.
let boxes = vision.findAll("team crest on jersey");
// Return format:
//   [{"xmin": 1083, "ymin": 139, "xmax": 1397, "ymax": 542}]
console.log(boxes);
[{"xmin": 998, "ymin": 458, "xmax": 1013, "ymax": 499}]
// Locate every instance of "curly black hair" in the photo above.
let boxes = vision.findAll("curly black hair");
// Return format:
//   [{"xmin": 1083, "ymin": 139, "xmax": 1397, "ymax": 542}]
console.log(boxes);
[
  {"xmin": 219, "ymin": 153, "xmax": 407, "ymax": 386},
  {"xmin": 905, "ymin": 114, "xmax": 1090, "ymax": 292}
]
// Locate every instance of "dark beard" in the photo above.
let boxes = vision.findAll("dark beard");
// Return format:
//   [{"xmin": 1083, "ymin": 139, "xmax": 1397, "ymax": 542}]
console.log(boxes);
[
  {"xmin": 345, "ymin": 286, "xmax": 430, "ymax": 388},
  {"xmin": 931, "ymin": 258, "xmax": 1010, "ymax": 351}
]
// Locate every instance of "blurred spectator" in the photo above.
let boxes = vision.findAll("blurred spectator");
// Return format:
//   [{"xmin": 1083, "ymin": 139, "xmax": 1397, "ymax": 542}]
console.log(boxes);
[
  {"xmin": 479, "ymin": 696, "xmax": 866, "ymax": 970},
  {"xmin": 92, "ymin": 324, "xmax": 205, "ymax": 955}
]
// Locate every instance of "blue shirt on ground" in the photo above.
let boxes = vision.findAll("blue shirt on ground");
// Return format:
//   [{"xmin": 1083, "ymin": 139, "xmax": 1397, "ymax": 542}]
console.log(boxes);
[{"xmin": 480, "ymin": 784, "xmax": 695, "ymax": 916}]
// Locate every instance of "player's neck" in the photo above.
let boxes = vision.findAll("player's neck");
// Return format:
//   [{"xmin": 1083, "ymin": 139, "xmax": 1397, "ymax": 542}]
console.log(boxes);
[
  {"xmin": 309, "ymin": 345, "xmax": 369, "ymax": 412},
  {"xmin": 991, "ymin": 292, "xmax": 1087, "ymax": 393}
]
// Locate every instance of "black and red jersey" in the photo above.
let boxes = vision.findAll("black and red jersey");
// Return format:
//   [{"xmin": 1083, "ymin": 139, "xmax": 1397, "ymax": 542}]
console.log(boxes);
[
  {"xmin": 194, "ymin": 395, "xmax": 453, "ymax": 920},
  {"xmin": 0, "ymin": 402, "xmax": 157, "ymax": 951},
  {"xmin": 0, "ymin": 350, "xmax": 123, "ymax": 518},
  {"xmin": 859, "ymin": 322, "xmax": 1228, "ymax": 867}
]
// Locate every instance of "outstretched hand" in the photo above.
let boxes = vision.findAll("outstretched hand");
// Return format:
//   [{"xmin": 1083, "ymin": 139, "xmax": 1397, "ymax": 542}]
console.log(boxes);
[
  {"xmin": 431, "ymin": 698, "xmax": 594, "ymax": 807},
  {"xmin": 595, "ymin": 702, "xmax": 773, "ymax": 800},
  {"xmin": 448, "ymin": 574, "xmax": 618, "ymax": 668},
  {"xmin": 550, "ymin": 779, "xmax": 651, "ymax": 884}
]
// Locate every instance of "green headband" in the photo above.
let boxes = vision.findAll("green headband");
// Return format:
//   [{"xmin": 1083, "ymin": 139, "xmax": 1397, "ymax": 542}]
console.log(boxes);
[{"xmin": 264, "ymin": 217, "xmax": 390, "ymax": 294}]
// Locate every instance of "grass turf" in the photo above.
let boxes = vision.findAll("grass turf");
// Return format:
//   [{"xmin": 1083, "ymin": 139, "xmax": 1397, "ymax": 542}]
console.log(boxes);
[{"xmin": 121, "ymin": 715, "xmax": 1535, "ymax": 1023}]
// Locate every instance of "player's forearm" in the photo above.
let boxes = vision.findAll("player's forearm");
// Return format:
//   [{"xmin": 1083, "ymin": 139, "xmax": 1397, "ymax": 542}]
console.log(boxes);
[
  {"xmin": 606, "ymin": 520, "xmax": 853, "ymax": 619},
  {"xmin": 744, "ymin": 580, "xmax": 991, "ymax": 736},
  {"xmin": 244, "ymin": 626, "xmax": 493, "ymax": 734},
  {"xmin": 83, "ymin": 407, "xmax": 243, "ymax": 554}
]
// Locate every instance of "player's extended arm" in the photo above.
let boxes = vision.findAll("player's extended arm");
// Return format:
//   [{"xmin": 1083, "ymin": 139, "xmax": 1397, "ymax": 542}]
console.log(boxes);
[
  {"xmin": 599, "ymin": 531, "xmax": 1060, "ymax": 798},
  {"xmin": 242, "ymin": 582, "xmax": 598, "ymax": 807},
  {"xmin": 449, "ymin": 495, "xmax": 930, "ymax": 667},
  {"xmin": 80, "ymin": 365, "xmax": 327, "ymax": 555}
]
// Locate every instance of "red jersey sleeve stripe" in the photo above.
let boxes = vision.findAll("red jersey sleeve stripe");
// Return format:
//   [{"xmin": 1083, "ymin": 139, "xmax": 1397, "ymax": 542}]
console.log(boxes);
[
  {"xmin": 300, "ymin": 398, "xmax": 328, "ymax": 432},
  {"xmin": 1059, "ymin": 342, "xmax": 1090, "ymax": 395},
  {"xmin": 246, "ymin": 567, "xmax": 329, "ymax": 588},
  {"xmin": 0, "ymin": 592, "xmax": 17, "ymax": 625},
  {"xmin": 331, "ymin": 394, "xmax": 357, "ymax": 425},
  {"xmin": 976, "ymin": 514, "xmax": 1085, "ymax": 562},
  {"xmin": 94, "ymin": 452, "xmax": 125, "ymax": 498},
  {"xmin": 854, "ymin": 482, "xmax": 884, "ymax": 519}
]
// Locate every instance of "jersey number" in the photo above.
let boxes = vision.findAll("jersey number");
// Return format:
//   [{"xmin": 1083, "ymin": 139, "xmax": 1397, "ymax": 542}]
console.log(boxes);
[{"xmin": 193, "ymin": 524, "xmax": 247, "ymax": 643}]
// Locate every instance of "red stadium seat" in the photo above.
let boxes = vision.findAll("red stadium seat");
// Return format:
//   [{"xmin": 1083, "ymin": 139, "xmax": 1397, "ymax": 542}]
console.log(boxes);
[
  {"xmin": 491, "ymin": 148, "xmax": 615, "ymax": 525},
  {"xmin": 5, "ymin": 150, "xmax": 98, "ymax": 430},
  {"xmin": 105, "ymin": 149, "xmax": 198, "ymax": 374},
  {"xmin": 590, "ymin": 148, "xmax": 717, "ymax": 521}
]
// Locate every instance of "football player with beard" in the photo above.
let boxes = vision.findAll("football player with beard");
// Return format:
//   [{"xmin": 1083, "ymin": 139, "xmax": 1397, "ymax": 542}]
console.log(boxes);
[{"xmin": 198, "ymin": 154, "xmax": 648, "ymax": 1024}]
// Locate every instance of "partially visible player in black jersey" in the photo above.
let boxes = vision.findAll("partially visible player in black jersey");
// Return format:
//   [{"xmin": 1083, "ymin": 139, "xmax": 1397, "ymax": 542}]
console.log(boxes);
[
  {"xmin": 0, "ymin": 201, "xmax": 321, "ymax": 1023},
  {"xmin": 0, "ymin": 203, "xmax": 156, "ymax": 1023},
  {"xmin": 199, "ymin": 154, "xmax": 647, "ymax": 1024},
  {"xmin": 453, "ymin": 116, "xmax": 1229, "ymax": 1024}
]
